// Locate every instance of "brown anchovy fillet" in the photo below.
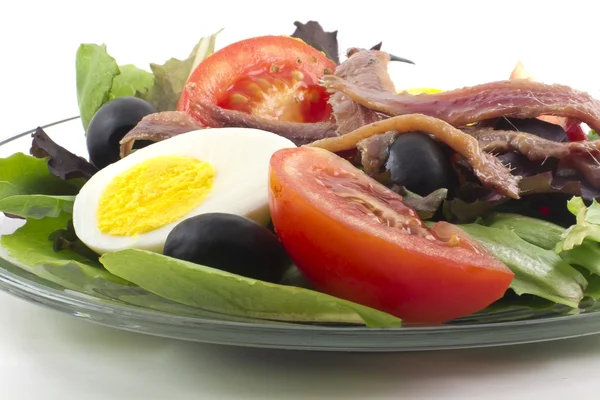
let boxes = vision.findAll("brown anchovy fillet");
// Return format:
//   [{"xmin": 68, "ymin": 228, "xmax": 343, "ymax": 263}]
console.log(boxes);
[
  {"xmin": 322, "ymin": 76, "xmax": 600, "ymax": 132},
  {"xmin": 467, "ymin": 127, "xmax": 600, "ymax": 188},
  {"xmin": 307, "ymin": 114, "xmax": 520, "ymax": 199},
  {"xmin": 190, "ymin": 102, "xmax": 337, "ymax": 146},
  {"xmin": 356, "ymin": 131, "xmax": 397, "ymax": 176},
  {"xmin": 120, "ymin": 111, "xmax": 203, "ymax": 157},
  {"xmin": 330, "ymin": 48, "xmax": 398, "ymax": 175},
  {"xmin": 330, "ymin": 48, "xmax": 396, "ymax": 135}
]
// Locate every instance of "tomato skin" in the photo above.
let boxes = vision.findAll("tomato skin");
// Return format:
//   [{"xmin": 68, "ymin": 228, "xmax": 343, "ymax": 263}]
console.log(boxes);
[
  {"xmin": 177, "ymin": 36, "xmax": 336, "ymax": 124},
  {"xmin": 269, "ymin": 147, "xmax": 514, "ymax": 323}
]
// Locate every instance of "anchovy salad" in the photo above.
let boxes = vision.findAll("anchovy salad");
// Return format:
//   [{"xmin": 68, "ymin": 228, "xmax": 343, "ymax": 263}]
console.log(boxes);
[{"xmin": 2, "ymin": 21, "xmax": 600, "ymax": 327}]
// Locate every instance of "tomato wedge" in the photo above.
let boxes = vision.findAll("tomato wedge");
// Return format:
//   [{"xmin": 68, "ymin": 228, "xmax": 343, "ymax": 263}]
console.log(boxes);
[
  {"xmin": 268, "ymin": 147, "xmax": 514, "ymax": 323},
  {"xmin": 177, "ymin": 36, "xmax": 336, "ymax": 124}
]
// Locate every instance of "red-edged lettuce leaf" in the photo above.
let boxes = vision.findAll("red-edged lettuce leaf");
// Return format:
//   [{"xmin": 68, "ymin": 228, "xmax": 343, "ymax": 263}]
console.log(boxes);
[
  {"xmin": 30, "ymin": 127, "xmax": 97, "ymax": 180},
  {"xmin": 291, "ymin": 21, "xmax": 339, "ymax": 64}
]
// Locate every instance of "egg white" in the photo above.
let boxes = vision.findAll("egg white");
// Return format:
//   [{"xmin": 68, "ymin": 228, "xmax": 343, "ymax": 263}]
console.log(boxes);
[{"xmin": 73, "ymin": 127, "xmax": 296, "ymax": 255}]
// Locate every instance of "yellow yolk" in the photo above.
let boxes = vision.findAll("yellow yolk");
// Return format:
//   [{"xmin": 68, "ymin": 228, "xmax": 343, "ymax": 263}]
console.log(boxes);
[
  {"xmin": 402, "ymin": 88, "xmax": 444, "ymax": 95},
  {"xmin": 97, "ymin": 156, "xmax": 215, "ymax": 236}
]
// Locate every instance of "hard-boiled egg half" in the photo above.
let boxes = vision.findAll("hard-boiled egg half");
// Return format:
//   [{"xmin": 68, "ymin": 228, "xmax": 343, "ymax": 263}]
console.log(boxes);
[{"xmin": 73, "ymin": 128, "xmax": 296, "ymax": 255}]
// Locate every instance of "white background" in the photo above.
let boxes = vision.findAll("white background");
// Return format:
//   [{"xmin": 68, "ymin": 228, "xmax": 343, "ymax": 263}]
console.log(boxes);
[{"xmin": 2, "ymin": 0, "xmax": 600, "ymax": 398}]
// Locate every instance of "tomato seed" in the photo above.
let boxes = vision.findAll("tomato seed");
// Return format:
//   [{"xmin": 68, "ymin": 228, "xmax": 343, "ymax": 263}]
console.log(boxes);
[
  {"xmin": 229, "ymin": 94, "xmax": 249, "ymax": 104},
  {"xmin": 291, "ymin": 70, "xmax": 304, "ymax": 82}
]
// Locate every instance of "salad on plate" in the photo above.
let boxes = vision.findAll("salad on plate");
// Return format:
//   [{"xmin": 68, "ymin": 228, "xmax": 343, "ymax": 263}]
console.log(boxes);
[{"xmin": 3, "ymin": 21, "xmax": 600, "ymax": 328}]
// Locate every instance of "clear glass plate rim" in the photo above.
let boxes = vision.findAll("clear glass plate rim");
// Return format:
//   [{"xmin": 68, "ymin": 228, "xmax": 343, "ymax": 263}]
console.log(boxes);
[{"xmin": 0, "ymin": 117, "xmax": 597, "ymax": 336}]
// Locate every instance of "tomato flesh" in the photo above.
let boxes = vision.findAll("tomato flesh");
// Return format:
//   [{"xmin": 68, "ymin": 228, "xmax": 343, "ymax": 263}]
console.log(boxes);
[
  {"xmin": 177, "ymin": 36, "xmax": 335, "ymax": 125},
  {"xmin": 217, "ymin": 65, "xmax": 332, "ymax": 123},
  {"xmin": 565, "ymin": 120, "xmax": 587, "ymax": 141},
  {"xmin": 268, "ymin": 147, "xmax": 514, "ymax": 323}
]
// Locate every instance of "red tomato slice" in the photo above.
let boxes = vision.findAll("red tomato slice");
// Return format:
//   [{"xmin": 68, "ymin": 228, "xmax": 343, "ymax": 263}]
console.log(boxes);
[
  {"xmin": 565, "ymin": 120, "xmax": 587, "ymax": 141},
  {"xmin": 268, "ymin": 147, "xmax": 514, "ymax": 323},
  {"xmin": 177, "ymin": 36, "xmax": 336, "ymax": 124}
]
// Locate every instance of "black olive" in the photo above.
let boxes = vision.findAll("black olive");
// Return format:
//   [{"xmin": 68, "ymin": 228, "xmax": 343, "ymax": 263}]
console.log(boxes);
[
  {"xmin": 494, "ymin": 117, "xmax": 568, "ymax": 142},
  {"xmin": 164, "ymin": 213, "xmax": 288, "ymax": 283},
  {"xmin": 86, "ymin": 97, "xmax": 157, "ymax": 169},
  {"xmin": 385, "ymin": 132, "xmax": 457, "ymax": 196}
]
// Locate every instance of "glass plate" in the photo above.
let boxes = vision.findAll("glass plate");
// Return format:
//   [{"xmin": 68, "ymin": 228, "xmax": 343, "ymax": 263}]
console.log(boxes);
[{"xmin": 2, "ymin": 118, "xmax": 600, "ymax": 352}]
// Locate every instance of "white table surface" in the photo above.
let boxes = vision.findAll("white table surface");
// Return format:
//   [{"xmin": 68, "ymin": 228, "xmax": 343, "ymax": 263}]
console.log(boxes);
[{"xmin": 2, "ymin": 1, "xmax": 600, "ymax": 398}]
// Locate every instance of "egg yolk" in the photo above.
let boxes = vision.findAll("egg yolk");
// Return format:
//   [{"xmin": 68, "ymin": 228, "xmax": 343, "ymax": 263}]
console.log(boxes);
[
  {"xmin": 402, "ymin": 88, "xmax": 444, "ymax": 95},
  {"xmin": 97, "ymin": 156, "xmax": 215, "ymax": 236}
]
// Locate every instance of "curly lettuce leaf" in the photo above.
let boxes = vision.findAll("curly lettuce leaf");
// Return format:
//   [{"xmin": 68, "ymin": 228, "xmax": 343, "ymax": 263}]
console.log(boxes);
[
  {"xmin": 0, "ymin": 153, "xmax": 82, "ymax": 200},
  {"xmin": 570, "ymin": 197, "xmax": 600, "ymax": 223},
  {"xmin": 142, "ymin": 30, "xmax": 221, "ymax": 111},
  {"xmin": 556, "ymin": 197, "xmax": 600, "ymax": 252},
  {"xmin": 100, "ymin": 249, "xmax": 401, "ymax": 328},
  {"xmin": 459, "ymin": 223, "xmax": 586, "ymax": 308}
]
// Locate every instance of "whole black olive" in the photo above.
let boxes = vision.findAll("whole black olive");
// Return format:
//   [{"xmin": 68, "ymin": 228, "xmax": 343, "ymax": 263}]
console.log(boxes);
[
  {"xmin": 86, "ymin": 97, "xmax": 157, "ymax": 169},
  {"xmin": 385, "ymin": 132, "xmax": 456, "ymax": 196},
  {"xmin": 164, "ymin": 213, "xmax": 288, "ymax": 283},
  {"xmin": 494, "ymin": 117, "xmax": 568, "ymax": 142}
]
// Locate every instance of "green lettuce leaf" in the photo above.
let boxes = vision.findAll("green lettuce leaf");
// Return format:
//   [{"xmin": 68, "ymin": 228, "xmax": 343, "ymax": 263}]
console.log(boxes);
[
  {"xmin": 142, "ymin": 30, "xmax": 222, "ymax": 111},
  {"xmin": 485, "ymin": 213, "xmax": 565, "ymax": 251},
  {"xmin": 108, "ymin": 64, "xmax": 154, "ymax": 99},
  {"xmin": 0, "ymin": 153, "xmax": 82, "ymax": 200},
  {"xmin": 485, "ymin": 212, "xmax": 600, "ymax": 285},
  {"xmin": 76, "ymin": 44, "xmax": 120, "ymax": 130},
  {"xmin": 100, "ymin": 249, "xmax": 401, "ymax": 328},
  {"xmin": 0, "ymin": 195, "xmax": 74, "ymax": 219},
  {"xmin": 459, "ymin": 223, "xmax": 586, "ymax": 308},
  {"xmin": 562, "ymin": 242, "xmax": 600, "ymax": 277},
  {"xmin": 76, "ymin": 45, "xmax": 154, "ymax": 130},
  {"xmin": 584, "ymin": 273, "xmax": 600, "ymax": 300},
  {"xmin": 556, "ymin": 197, "xmax": 600, "ymax": 252},
  {"xmin": 76, "ymin": 32, "xmax": 221, "ymax": 130},
  {"xmin": 1, "ymin": 216, "xmax": 288, "ymax": 322},
  {"xmin": 1, "ymin": 212, "xmax": 129, "ymax": 286}
]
